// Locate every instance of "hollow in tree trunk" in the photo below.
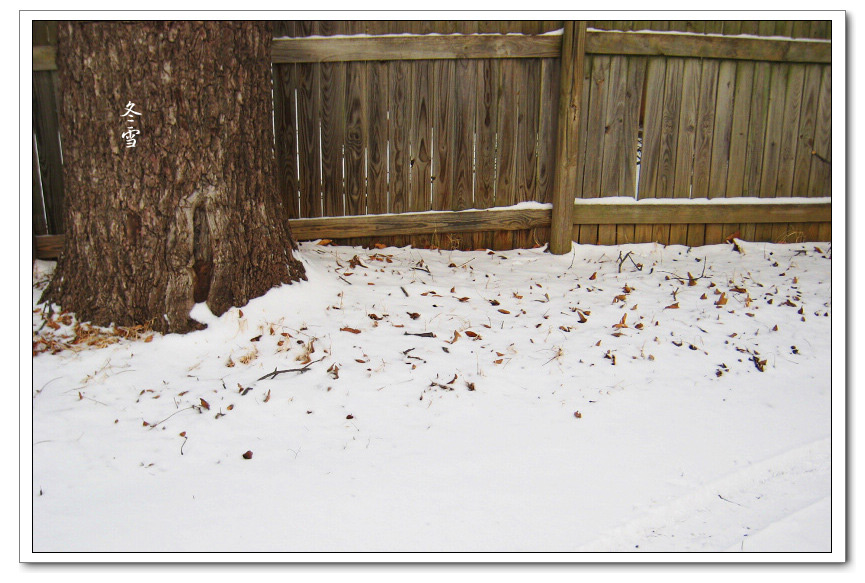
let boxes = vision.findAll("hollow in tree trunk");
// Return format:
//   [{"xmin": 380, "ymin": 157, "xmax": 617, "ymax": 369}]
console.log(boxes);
[{"xmin": 42, "ymin": 21, "xmax": 306, "ymax": 334}]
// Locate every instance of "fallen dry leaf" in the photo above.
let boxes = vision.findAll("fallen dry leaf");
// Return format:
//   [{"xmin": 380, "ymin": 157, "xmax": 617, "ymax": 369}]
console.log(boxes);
[{"xmin": 340, "ymin": 327, "xmax": 362, "ymax": 334}]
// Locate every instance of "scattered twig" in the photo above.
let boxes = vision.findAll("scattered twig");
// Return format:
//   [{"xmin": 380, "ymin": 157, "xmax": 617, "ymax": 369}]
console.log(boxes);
[
  {"xmin": 257, "ymin": 356, "xmax": 325, "ymax": 381},
  {"xmin": 718, "ymin": 494, "xmax": 745, "ymax": 507},
  {"xmin": 655, "ymin": 257, "xmax": 708, "ymax": 283},
  {"xmin": 617, "ymin": 251, "xmax": 643, "ymax": 273},
  {"xmin": 338, "ymin": 275, "xmax": 353, "ymax": 285},
  {"xmin": 429, "ymin": 381, "xmax": 453, "ymax": 391},
  {"xmin": 148, "ymin": 405, "xmax": 196, "ymax": 429},
  {"xmin": 180, "ymin": 434, "xmax": 188, "ymax": 455},
  {"xmin": 404, "ymin": 331, "xmax": 436, "ymax": 338},
  {"xmin": 400, "ymin": 286, "xmax": 409, "ymax": 297}
]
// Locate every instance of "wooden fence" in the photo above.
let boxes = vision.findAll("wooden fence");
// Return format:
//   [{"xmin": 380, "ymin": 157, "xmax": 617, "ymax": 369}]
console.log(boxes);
[{"xmin": 33, "ymin": 20, "xmax": 833, "ymax": 259}]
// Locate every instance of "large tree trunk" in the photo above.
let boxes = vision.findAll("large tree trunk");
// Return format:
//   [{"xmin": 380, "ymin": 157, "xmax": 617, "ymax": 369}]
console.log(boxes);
[{"xmin": 43, "ymin": 21, "xmax": 306, "ymax": 334}]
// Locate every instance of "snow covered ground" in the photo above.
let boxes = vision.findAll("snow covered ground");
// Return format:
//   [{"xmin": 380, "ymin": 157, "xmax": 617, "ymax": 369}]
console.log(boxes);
[{"xmin": 27, "ymin": 239, "xmax": 837, "ymax": 558}]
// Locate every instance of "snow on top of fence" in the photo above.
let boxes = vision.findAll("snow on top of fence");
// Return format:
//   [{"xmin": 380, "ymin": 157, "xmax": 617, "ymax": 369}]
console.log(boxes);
[
  {"xmin": 587, "ymin": 27, "xmax": 832, "ymax": 43},
  {"xmin": 274, "ymin": 28, "xmax": 827, "ymax": 42},
  {"xmin": 273, "ymin": 30, "xmax": 564, "ymax": 40},
  {"xmin": 574, "ymin": 196, "xmax": 832, "ymax": 205}
]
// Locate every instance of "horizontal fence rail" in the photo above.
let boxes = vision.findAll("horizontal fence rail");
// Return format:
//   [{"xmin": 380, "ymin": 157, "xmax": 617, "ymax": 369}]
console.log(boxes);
[{"xmin": 34, "ymin": 200, "xmax": 831, "ymax": 258}]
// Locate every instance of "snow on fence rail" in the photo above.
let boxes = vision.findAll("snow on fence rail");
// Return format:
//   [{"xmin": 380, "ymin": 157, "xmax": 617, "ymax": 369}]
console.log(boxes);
[{"xmin": 32, "ymin": 20, "xmax": 833, "ymax": 259}]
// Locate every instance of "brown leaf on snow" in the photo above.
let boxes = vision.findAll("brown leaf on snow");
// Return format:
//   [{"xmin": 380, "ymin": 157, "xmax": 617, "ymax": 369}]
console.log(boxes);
[
  {"xmin": 327, "ymin": 363, "xmax": 340, "ymax": 379},
  {"xmin": 612, "ymin": 294, "xmax": 627, "ymax": 304},
  {"xmin": 407, "ymin": 312, "xmax": 420, "ymax": 320},
  {"xmin": 340, "ymin": 327, "xmax": 362, "ymax": 334},
  {"xmin": 465, "ymin": 330, "xmax": 480, "ymax": 338},
  {"xmin": 445, "ymin": 331, "xmax": 462, "ymax": 344},
  {"xmin": 457, "ymin": 297, "xmax": 471, "ymax": 303},
  {"xmin": 589, "ymin": 272, "xmax": 597, "ymax": 280},
  {"xmin": 199, "ymin": 398, "xmax": 210, "ymax": 410},
  {"xmin": 242, "ymin": 451, "xmax": 253, "ymax": 459},
  {"xmin": 612, "ymin": 314, "xmax": 628, "ymax": 329},
  {"xmin": 498, "ymin": 308, "xmax": 511, "ymax": 314},
  {"xmin": 664, "ymin": 302, "xmax": 680, "ymax": 309},
  {"xmin": 574, "ymin": 411, "xmax": 582, "ymax": 419},
  {"xmin": 715, "ymin": 293, "xmax": 728, "ymax": 306},
  {"xmin": 700, "ymin": 293, "xmax": 708, "ymax": 300}
]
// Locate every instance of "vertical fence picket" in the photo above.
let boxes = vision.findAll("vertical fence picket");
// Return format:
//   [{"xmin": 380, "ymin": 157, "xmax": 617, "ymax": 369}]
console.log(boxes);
[
  {"xmin": 634, "ymin": 56, "xmax": 666, "ymax": 244},
  {"xmin": 688, "ymin": 58, "xmax": 720, "ymax": 247},
  {"xmin": 493, "ymin": 59, "xmax": 516, "ymax": 250},
  {"xmin": 409, "ymin": 58, "xmax": 433, "ymax": 248},
  {"xmin": 388, "ymin": 60, "xmax": 411, "ymax": 247},
  {"xmin": 535, "ymin": 56, "xmax": 561, "ymax": 249},
  {"xmin": 705, "ymin": 60, "xmax": 737, "ymax": 244},
  {"xmin": 669, "ymin": 58, "xmax": 700, "ymax": 246}
]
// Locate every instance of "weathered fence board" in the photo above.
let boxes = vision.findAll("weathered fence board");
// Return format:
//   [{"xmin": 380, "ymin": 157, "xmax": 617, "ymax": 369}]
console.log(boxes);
[
  {"xmin": 295, "ymin": 61, "xmax": 321, "ymax": 218},
  {"xmin": 493, "ymin": 59, "xmax": 517, "ymax": 250},
  {"xmin": 473, "ymin": 58, "xmax": 498, "ymax": 250},
  {"xmin": 32, "ymin": 70, "xmax": 64, "ymax": 234},
  {"xmin": 408, "ymin": 59, "xmax": 433, "ymax": 248},
  {"xmin": 808, "ymin": 66, "xmax": 832, "ymax": 197}
]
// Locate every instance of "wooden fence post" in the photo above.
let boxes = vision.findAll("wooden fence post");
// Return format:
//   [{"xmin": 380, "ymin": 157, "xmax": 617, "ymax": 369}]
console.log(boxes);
[{"xmin": 549, "ymin": 21, "xmax": 586, "ymax": 255}]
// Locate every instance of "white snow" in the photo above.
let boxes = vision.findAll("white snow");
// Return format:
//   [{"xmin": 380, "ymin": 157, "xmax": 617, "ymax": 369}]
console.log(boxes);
[
  {"xmin": 587, "ymin": 28, "xmax": 832, "ymax": 43},
  {"xmin": 574, "ymin": 196, "xmax": 832, "ymax": 205},
  {"xmin": 28, "ymin": 239, "xmax": 835, "ymax": 558},
  {"xmin": 273, "ymin": 31, "xmax": 553, "ymax": 40}
]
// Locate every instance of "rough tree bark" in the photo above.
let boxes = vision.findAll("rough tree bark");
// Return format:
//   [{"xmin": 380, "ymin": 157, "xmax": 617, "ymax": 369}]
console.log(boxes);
[{"xmin": 43, "ymin": 21, "xmax": 306, "ymax": 334}]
